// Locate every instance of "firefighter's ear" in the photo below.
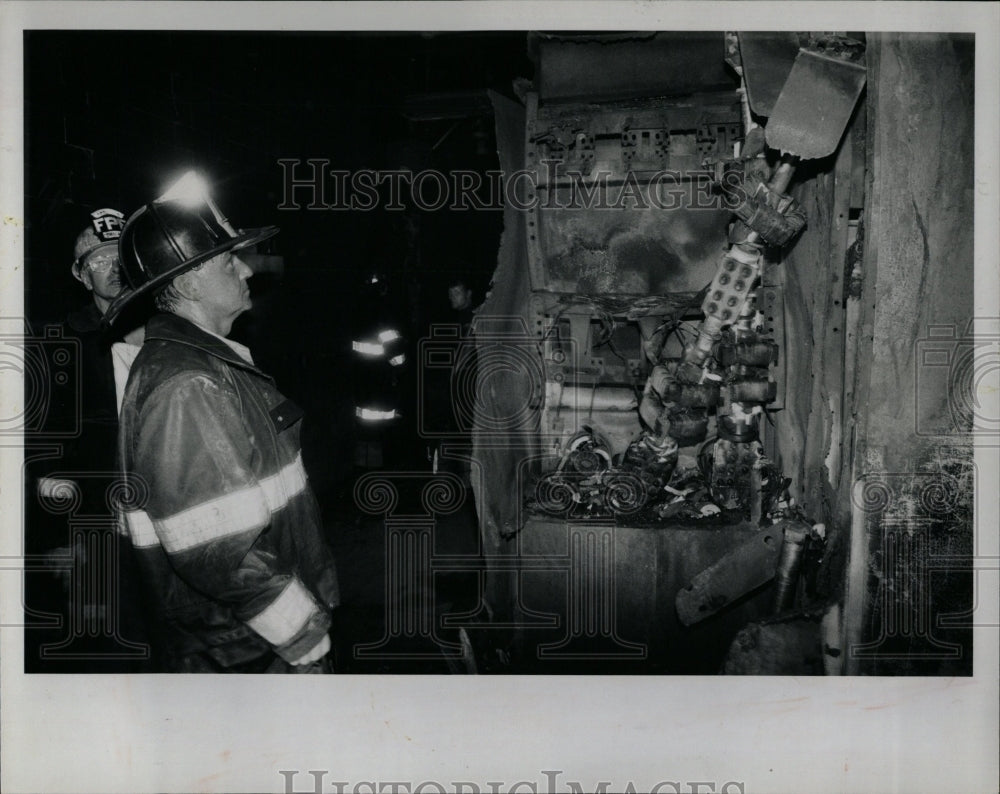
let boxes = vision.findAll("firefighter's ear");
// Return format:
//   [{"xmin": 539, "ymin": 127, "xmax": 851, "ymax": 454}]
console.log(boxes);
[{"xmin": 172, "ymin": 269, "xmax": 200, "ymax": 301}]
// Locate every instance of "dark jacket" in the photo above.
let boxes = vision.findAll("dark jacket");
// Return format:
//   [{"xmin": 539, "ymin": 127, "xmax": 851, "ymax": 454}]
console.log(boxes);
[
  {"xmin": 65, "ymin": 303, "xmax": 120, "ymax": 463},
  {"xmin": 26, "ymin": 303, "xmax": 120, "ymax": 550},
  {"xmin": 118, "ymin": 312, "xmax": 339, "ymax": 670}
]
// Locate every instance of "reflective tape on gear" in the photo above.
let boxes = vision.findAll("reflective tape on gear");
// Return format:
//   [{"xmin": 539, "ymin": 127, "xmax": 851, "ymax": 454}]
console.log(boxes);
[
  {"xmin": 123, "ymin": 454, "xmax": 308, "ymax": 552},
  {"xmin": 245, "ymin": 577, "xmax": 317, "ymax": 646}
]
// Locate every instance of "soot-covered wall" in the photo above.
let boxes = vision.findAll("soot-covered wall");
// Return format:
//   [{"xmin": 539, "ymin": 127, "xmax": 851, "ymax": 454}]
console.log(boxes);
[{"xmin": 845, "ymin": 33, "xmax": 975, "ymax": 675}]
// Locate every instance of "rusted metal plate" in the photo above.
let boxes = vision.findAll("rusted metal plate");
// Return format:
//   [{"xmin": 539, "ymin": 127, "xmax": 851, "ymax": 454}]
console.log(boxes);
[
  {"xmin": 766, "ymin": 50, "xmax": 867, "ymax": 160},
  {"xmin": 737, "ymin": 32, "xmax": 801, "ymax": 117},
  {"xmin": 675, "ymin": 522, "xmax": 784, "ymax": 625}
]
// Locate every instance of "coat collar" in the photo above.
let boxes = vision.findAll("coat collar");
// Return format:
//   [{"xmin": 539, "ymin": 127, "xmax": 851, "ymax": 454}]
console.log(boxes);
[{"xmin": 143, "ymin": 312, "xmax": 271, "ymax": 379}]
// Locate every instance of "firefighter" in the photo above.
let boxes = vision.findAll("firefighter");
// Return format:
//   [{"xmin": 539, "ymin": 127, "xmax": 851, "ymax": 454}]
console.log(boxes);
[
  {"xmin": 68, "ymin": 208, "xmax": 147, "ymax": 406},
  {"xmin": 350, "ymin": 270, "xmax": 410, "ymax": 469},
  {"xmin": 104, "ymin": 173, "xmax": 339, "ymax": 672},
  {"xmin": 26, "ymin": 208, "xmax": 148, "ymax": 672}
]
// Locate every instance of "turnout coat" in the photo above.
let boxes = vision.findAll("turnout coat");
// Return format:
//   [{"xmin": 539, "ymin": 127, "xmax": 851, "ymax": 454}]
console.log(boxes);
[{"xmin": 118, "ymin": 312, "xmax": 339, "ymax": 670}]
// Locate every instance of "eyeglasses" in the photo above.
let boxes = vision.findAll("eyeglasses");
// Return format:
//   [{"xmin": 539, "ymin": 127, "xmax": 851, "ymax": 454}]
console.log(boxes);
[{"xmin": 84, "ymin": 255, "xmax": 121, "ymax": 274}]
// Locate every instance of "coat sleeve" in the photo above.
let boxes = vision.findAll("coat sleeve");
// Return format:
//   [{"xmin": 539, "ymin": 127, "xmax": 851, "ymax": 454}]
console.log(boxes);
[{"xmin": 133, "ymin": 372, "xmax": 330, "ymax": 662}]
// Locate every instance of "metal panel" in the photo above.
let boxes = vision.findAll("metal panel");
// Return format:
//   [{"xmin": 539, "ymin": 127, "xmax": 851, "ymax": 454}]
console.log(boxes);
[
  {"xmin": 524, "ymin": 92, "xmax": 740, "ymax": 297},
  {"xmin": 533, "ymin": 32, "xmax": 736, "ymax": 104},
  {"xmin": 517, "ymin": 518, "xmax": 773, "ymax": 672}
]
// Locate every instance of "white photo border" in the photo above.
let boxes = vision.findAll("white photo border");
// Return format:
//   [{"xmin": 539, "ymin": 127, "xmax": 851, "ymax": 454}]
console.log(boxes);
[{"xmin": 1, "ymin": 3, "xmax": 997, "ymax": 793}]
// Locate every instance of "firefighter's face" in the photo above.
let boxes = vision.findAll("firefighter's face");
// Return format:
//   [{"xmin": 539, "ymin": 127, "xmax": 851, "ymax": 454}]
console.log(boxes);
[
  {"xmin": 194, "ymin": 250, "xmax": 253, "ymax": 321},
  {"xmin": 81, "ymin": 253, "xmax": 124, "ymax": 300}
]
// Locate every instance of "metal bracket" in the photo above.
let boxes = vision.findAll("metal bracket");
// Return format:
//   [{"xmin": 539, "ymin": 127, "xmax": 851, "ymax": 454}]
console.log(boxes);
[{"xmin": 759, "ymin": 284, "xmax": 786, "ymax": 410}]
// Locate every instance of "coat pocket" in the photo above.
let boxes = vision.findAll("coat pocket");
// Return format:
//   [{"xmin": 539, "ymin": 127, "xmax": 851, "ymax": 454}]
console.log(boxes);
[{"xmin": 268, "ymin": 398, "xmax": 304, "ymax": 432}]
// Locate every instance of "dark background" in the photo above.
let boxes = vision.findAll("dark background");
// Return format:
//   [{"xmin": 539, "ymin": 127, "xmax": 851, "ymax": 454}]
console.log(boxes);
[{"xmin": 25, "ymin": 30, "xmax": 533, "ymax": 494}]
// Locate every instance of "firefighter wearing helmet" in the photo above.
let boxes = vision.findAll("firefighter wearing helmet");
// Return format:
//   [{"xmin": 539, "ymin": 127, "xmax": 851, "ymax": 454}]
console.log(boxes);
[
  {"xmin": 26, "ymin": 207, "xmax": 148, "ymax": 672},
  {"xmin": 108, "ymin": 172, "xmax": 340, "ymax": 672}
]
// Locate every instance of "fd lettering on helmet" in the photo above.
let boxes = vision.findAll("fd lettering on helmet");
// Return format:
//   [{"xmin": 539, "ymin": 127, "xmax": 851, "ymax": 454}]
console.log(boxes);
[{"xmin": 90, "ymin": 208, "xmax": 125, "ymax": 240}]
